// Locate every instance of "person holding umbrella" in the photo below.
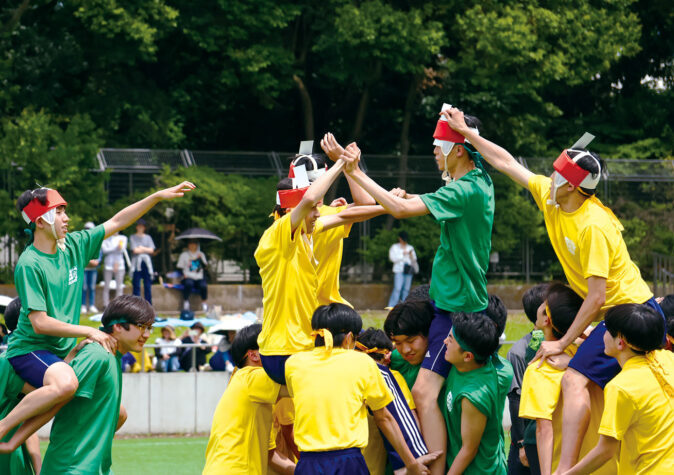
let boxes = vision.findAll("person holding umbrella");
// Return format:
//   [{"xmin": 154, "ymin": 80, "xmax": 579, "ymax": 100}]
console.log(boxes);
[{"xmin": 177, "ymin": 239, "xmax": 209, "ymax": 312}]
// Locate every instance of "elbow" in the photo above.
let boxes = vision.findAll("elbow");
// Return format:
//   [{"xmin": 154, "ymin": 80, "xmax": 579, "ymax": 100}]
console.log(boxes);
[{"xmin": 31, "ymin": 320, "xmax": 46, "ymax": 335}]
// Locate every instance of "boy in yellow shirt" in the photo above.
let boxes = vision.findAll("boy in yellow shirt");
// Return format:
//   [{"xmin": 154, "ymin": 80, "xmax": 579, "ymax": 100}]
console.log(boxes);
[
  {"xmin": 285, "ymin": 303, "xmax": 435, "ymax": 474},
  {"xmin": 443, "ymin": 108, "xmax": 666, "ymax": 471},
  {"xmin": 519, "ymin": 283, "xmax": 615, "ymax": 475},
  {"xmin": 203, "ymin": 323, "xmax": 294, "ymax": 475},
  {"xmin": 256, "ymin": 156, "xmax": 383, "ymax": 384},
  {"xmin": 564, "ymin": 303, "xmax": 674, "ymax": 475}
]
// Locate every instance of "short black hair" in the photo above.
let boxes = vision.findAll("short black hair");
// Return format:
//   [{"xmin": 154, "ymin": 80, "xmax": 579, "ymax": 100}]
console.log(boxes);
[
  {"xmin": 522, "ymin": 284, "xmax": 548, "ymax": 324},
  {"xmin": 3, "ymin": 297, "xmax": 21, "ymax": 332},
  {"xmin": 659, "ymin": 294, "xmax": 674, "ymax": 319},
  {"xmin": 16, "ymin": 188, "xmax": 49, "ymax": 213},
  {"xmin": 546, "ymin": 283, "xmax": 583, "ymax": 339},
  {"xmin": 405, "ymin": 284, "xmax": 430, "ymax": 303},
  {"xmin": 569, "ymin": 150, "xmax": 603, "ymax": 196},
  {"xmin": 356, "ymin": 327, "xmax": 393, "ymax": 362},
  {"xmin": 384, "ymin": 300, "xmax": 433, "ymax": 338},
  {"xmin": 231, "ymin": 323, "xmax": 262, "ymax": 368},
  {"xmin": 486, "ymin": 294, "xmax": 507, "ymax": 336},
  {"xmin": 272, "ymin": 178, "xmax": 294, "ymax": 217},
  {"xmin": 101, "ymin": 295, "xmax": 155, "ymax": 333},
  {"xmin": 452, "ymin": 312, "xmax": 499, "ymax": 363},
  {"xmin": 311, "ymin": 303, "xmax": 362, "ymax": 348},
  {"xmin": 605, "ymin": 304, "xmax": 664, "ymax": 353},
  {"xmin": 398, "ymin": 230, "xmax": 409, "ymax": 242},
  {"xmin": 290, "ymin": 153, "xmax": 327, "ymax": 173}
]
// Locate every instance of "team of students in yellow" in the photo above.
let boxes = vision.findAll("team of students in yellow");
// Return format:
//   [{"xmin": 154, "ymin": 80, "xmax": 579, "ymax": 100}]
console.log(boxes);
[{"xmin": 202, "ymin": 105, "xmax": 674, "ymax": 475}]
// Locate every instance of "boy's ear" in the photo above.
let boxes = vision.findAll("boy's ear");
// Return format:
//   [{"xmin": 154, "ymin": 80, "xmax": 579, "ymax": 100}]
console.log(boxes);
[
  {"xmin": 463, "ymin": 350, "xmax": 475, "ymax": 363},
  {"xmin": 248, "ymin": 349, "xmax": 261, "ymax": 365}
]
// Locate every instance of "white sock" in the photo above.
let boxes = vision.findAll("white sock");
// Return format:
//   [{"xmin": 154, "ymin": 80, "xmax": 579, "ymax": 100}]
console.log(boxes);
[{"xmin": 183, "ymin": 300, "xmax": 190, "ymax": 310}]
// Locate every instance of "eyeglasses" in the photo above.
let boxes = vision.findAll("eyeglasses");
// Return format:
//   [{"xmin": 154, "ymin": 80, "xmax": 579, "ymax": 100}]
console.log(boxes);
[{"xmin": 133, "ymin": 323, "xmax": 153, "ymax": 333}]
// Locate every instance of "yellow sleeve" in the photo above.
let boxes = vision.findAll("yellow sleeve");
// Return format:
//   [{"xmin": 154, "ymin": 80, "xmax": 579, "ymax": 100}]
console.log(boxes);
[
  {"xmin": 248, "ymin": 368, "xmax": 281, "ymax": 404},
  {"xmin": 364, "ymin": 360, "xmax": 394, "ymax": 411},
  {"xmin": 274, "ymin": 397, "xmax": 295, "ymax": 426},
  {"xmin": 578, "ymin": 225, "xmax": 611, "ymax": 279},
  {"xmin": 519, "ymin": 364, "xmax": 562, "ymax": 421},
  {"xmin": 392, "ymin": 370, "xmax": 416, "ymax": 410},
  {"xmin": 313, "ymin": 217, "xmax": 325, "ymax": 235},
  {"xmin": 598, "ymin": 383, "xmax": 634, "ymax": 441},
  {"xmin": 269, "ymin": 422, "xmax": 277, "ymax": 450},
  {"xmin": 527, "ymin": 175, "xmax": 551, "ymax": 211}
]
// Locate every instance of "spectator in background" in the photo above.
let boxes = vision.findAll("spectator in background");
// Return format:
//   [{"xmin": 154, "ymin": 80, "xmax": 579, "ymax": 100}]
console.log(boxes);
[
  {"xmin": 129, "ymin": 218, "xmax": 155, "ymax": 304},
  {"xmin": 101, "ymin": 231, "xmax": 128, "ymax": 308},
  {"xmin": 155, "ymin": 326, "xmax": 181, "ymax": 372},
  {"xmin": 179, "ymin": 322, "xmax": 211, "ymax": 371},
  {"xmin": 177, "ymin": 240, "xmax": 209, "ymax": 312},
  {"xmin": 81, "ymin": 221, "xmax": 101, "ymax": 314},
  {"xmin": 209, "ymin": 330, "xmax": 236, "ymax": 372},
  {"xmin": 387, "ymin": 231, "xmax": 417, "ymax": 309}
]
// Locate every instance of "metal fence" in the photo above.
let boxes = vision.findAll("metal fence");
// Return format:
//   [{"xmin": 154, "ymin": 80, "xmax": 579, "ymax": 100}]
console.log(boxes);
[{"xmin": 653, "ymin": 253, "xmax": 674, "ymax": 297}]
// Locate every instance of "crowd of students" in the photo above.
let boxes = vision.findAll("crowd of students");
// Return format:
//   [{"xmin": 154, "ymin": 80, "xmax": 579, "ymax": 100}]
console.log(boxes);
[{"xmin": 1, "ymin": 102, "xmax": 673, "ymax": 475}]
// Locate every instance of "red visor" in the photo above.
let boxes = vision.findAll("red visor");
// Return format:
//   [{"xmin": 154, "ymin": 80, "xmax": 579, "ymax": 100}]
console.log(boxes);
[
  {"xmin": 433, "ymin": 120, "xmax": 466, "ymax": 144},
  {"xmin": 278, "ymin": 187, "xmax": 308, "ymax": 209},
  {"xmin": 22, "ymin": 189, "xmax": 67, "ymax": 223},
  {"xmin": 552, "ymin": 150, "xmax": 590, "ymax": 187}
]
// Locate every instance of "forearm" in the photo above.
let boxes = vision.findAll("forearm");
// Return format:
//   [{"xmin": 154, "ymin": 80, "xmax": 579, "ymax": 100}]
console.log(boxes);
[
  {"xmin": 559, "ymin": 295, "xmax": 603, "ymax": 348},
  {"xmin": 25, "ymin": 434, "xmax": 42, "ymax": 474},
  {"xmin": 31, "ymin": 315, "xmax": 93, "ymax": 339},
  {"xmin": 462, "ymin": 129, "xmax": 518, "ymax": 173},
  {"xmin": 269, "ymin": 450, "xmax": 296, "ymax": 475},
  {"xmin": 536, "ymin": 419, "xmax": 554, "ymax": 475},
  {"xmin": 447, "ymin": 445, "xmax": 479, "ymax": 475},
  {"xmin": 347, "ymin": 169, "xmax": 414, "ymax": 217},
  {"xmin": 373, "ymin": 409, "xmax": 418, "ymax": 468},
  {"xmin": 321, "ymin": 205, "xmax": 386, "ymax": 231},
  {"xmin": 303, "ymin": 159, "xmax": 345, "ymax": 204},
  {"xmin": 104, "ymin": 192, "xmax": 162, "ymax": 238},
  {"xmin": 345, "ymin": 172, "xmax": 376, "ymax": 205},
  {"xmin": 563, "ymin": 437, "xmax": 617, "ymax": 475}
]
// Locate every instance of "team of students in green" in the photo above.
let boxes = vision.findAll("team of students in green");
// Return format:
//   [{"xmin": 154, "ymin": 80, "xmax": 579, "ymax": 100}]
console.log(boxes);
[{"xmin": 1, "ymin": 101, "xmax": 673, "ymax": 474}]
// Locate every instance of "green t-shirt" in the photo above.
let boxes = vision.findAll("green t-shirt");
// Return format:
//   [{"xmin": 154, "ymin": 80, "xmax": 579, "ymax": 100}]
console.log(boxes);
[
  {"xmin": 420, "ymin": 169, "xmax": 494, "ymax": 312},
  {"xmin": 42, "ymin": 343, "xmax": 122, "ymax": 475},
  {"xmin": 7, "ymin": 225, "xmax": 105, "ymax": 359},
  {"xmin": 442, "ymin": 359, "xmax": 508, "ymax": 475},
  {"xmin": 0, "ymin": 355, "xmax": 34, "ymax": 475},
  {"xmin": 389, "ymin": 350, "xmax": 421, "ymax": 390}
]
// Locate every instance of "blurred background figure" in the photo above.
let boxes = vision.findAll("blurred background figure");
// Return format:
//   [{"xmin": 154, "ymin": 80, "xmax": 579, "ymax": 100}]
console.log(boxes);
[
  {"xmin": 130, "ymin": 218, "xmax": 155, "ymax": 304},
  {"xmin": 177, "ymin": 240, "xmax": 209, "ymax": 312},
  {"xmin": 155, "ymin": 325, "xmax": 181, "ymax": 372},
  {"xmin": 101, "ymin": 230, "xmax": 128, "ymax": 308},
  {"xmin": 387, "ymin": 231, "xmax": 417, "ymax": 308}
]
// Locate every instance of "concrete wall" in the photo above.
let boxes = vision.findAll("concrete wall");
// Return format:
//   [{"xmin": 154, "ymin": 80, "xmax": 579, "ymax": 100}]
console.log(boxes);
[
  {"xmin": 38, "ymin": 372, "xmax": 230, "ymax": 437},
  {"xmin": 2, "ymin": 283, "xmax": 535, "ymax": 312}
]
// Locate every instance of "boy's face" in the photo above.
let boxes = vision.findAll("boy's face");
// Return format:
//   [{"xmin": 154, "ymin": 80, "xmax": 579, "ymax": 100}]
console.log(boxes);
[
  {"xmin": 304, "ymin": 204, "xmax": 321, "ymax": 234},
  {"xmin": 443, "ymin": 330, "xmax": 466, "ymax": 365},
  {"xmin": 602, "ymin": 329, "xmax": 622, "ymax": 358},
  {"xmin": 391, "ymin": 334, "xmax": 428, "ymax": 366},
  {"xmin": 116, "ymin": 322, "xmax": 152, "ymax": 353},
  {"xmin": 535, "ymin": 301, "xmax": 549, "ymax": 330},
  {"xmin": 136, "ymin": 223, "xmax": 146, "ymax": 234},
  {"xmin": 38, "ymin": 205, "xmax": 69, "ymax": 239}
]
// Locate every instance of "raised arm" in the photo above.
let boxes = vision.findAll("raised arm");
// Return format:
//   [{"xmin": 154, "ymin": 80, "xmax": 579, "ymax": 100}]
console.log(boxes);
[
  {"xmin": 341, "ymin": 144, "xmax": 429, "ymax": 219},
  {"xmin": 103, "ymin": 181, "xmax": 195, "ymax": 238},
  {"xmin": 290, "ymin": 159, "xmax": 346, "ymax": 231},
  {"xmin": 442, "ymin": 108, "xmax": 533, "ymax": 188},
  {"xmin": 320, "ymin": 133, "xmax": 376, "ymax": 206}
]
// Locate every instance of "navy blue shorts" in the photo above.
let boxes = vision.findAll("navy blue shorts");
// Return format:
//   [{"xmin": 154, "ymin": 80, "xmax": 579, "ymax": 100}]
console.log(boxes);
[
  {"xmin": 296, "ymin": 448, "xmax": 369, "ymax": 475},
  {"xmin": 260, "ymin": 354, "xmax": 290, "ymax": 385},
  {"xmin": 421, "ymin": 301, "xmax": 455, "ymax": 378},
  {"xmin": 9, "ymin": 351, "xmax": 63, "ymax": 389},
  {"xmin": 568, "ymin": 297, "xmax": 667, "ymax": 388}
]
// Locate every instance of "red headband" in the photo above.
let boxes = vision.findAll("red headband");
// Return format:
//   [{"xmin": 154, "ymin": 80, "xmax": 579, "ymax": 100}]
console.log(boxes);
[
  {"xmin": 278, "ymin": 187, "xmax": 308, "ymax": 209},
  {"xmin": 22, "ymin": 189, "xmax": 67, "ymax": 223},
  {"xmin": 433, "ymin": 120, "xmax": 466, "ymax": 144},
  {"xmin": 552, "ymin": 150, "xmax": 591, "ymax": 187}
]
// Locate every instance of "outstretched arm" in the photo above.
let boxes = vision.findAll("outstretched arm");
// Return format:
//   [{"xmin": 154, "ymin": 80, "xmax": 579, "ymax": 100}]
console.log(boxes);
[
  {"xmin": 103, "ymin": 181, "xmax": 195, "ymax": 238},
  {"xmin": 562, "ymin": 435, "xmax": 618, "ymax": 475},
  {"xmin": 442, "ymin": 108, "xmax": 533, "ymax": 188},
  {"xmin": 290, "ymin": 160, "xmax": 346, "ymax": 232},
  {"xmin": 321, "ymin": 133, "xmax": 376, "ymax": 206},
  {"xmin": 319, "ymin": 205, "xmax": 387, "ymax": 231},
  {"xmin": 341, "ymin": 144, "xmax": 429, "ymax": 219}
]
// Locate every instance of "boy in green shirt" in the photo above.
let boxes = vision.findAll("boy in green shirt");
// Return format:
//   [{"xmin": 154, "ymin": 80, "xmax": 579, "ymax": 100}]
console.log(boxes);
[
  {"xmin": 341, "ymin": 105, "xmax": 494, "ymax": 474},
  {"xmin": 442, "ymin": 312, "xmax": 511, "ymax": 475},
  {"xmin": 0, "ymin": 181, "xmax": 194, "ymax": 442}
]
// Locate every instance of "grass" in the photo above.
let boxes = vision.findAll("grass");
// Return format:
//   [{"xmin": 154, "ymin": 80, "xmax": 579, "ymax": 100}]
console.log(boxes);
[{"xmin": 40, "ymin": 436, "xmax": 209, "ymax": 475}]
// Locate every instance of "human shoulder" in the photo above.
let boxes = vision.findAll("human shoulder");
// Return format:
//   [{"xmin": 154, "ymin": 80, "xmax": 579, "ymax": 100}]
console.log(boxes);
[{"xmin": 73, "ymin": 342, "xmax": 115, "ymax": 365}]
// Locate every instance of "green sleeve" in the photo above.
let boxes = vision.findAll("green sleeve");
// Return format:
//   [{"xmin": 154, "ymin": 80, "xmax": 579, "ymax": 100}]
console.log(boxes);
[
  {"xmin": 68, "ymin": 225, "xmax": 106, "ymax": 266},
  {"xmin": 14, "ymin": 263, "xmax": 47, "ymax": 313},
  {"xmin": 420, "ymin": 183, "xmax": 467, "ymax": 221},
  {"xmin": 70, "ymin": 345, "xmax": 108, "ymax": 399},
  {"xmin": 457, "ymin": 384, "xmax": 492, "ymax": 418}
]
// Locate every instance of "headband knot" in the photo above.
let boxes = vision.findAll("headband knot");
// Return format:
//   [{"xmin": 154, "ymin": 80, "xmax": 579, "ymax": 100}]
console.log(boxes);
[
  {"xmin": 311, "ymin": 328, "xmax": 334, "ymax": 351},
  {"xmin": 355, "ymin": 341, "xmax": 390, "ymax": 355}
]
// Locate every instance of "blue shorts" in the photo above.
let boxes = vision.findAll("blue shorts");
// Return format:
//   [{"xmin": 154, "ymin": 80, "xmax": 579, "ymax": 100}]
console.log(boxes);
[
  {"xmin": 420, "ymin": 301, "xmax": 455, "ymax": 378},
  {"xmin": 9, "ymin": 351, "xmax": 63, "ymax": 389},
  {"xmin": 568, "ymin": 297, "xmax": 667, "ymax": 388},
  {"xmin": 296, "ymin": 448, "xmax": 369, "ymax": 475},
  {"xmin": 260, "ymin": 354, "xmax": 290, "ymax": 385}
]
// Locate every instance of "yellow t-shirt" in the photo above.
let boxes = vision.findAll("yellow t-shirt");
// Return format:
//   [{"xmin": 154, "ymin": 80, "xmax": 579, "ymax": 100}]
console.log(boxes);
[
  {"xmin": 254, "ymin": 213, "xmax": 324, "ymax": 355},
  {"xmin": 285, "ymin": 348, "xmax": 394, "ymax": 452},
  {"xmin": 129, "ymin": 350, "xmax": 152, "ymax": 372},
  {"xmin": 528, "ymin": 175, "xmax": 652, "ymax": 311},
  {"xmin": 315, "ymin": 205, "xmax": 352, "ymax": 307},
  {"xmin": 599, "ymin": 351, "xmax": 674, "ymax": 474},
  {"xmin": 519, "ymin": 344, "xmax": 616, "ymax": 475},
  {"xmin": 203, "ymin": 366, "xmax": 280, "ymax": 475}
]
